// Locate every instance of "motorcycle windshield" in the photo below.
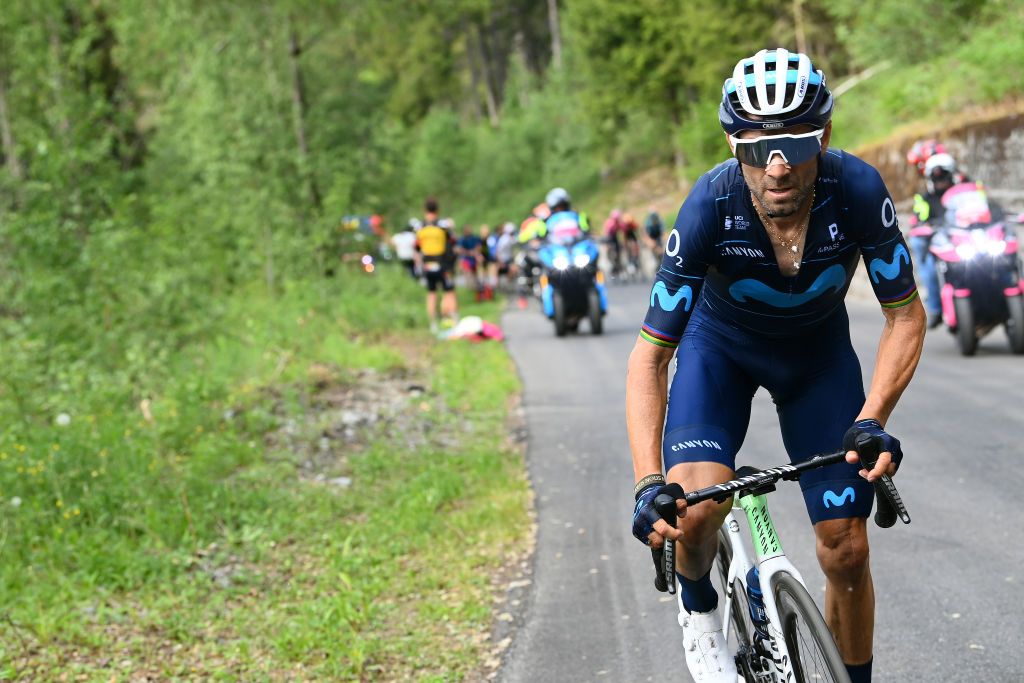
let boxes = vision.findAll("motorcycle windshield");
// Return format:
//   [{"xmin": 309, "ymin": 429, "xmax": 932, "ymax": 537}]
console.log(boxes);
[{"xmin": 941, "ymin": 182, "xmax": 992, "ymax": 228}]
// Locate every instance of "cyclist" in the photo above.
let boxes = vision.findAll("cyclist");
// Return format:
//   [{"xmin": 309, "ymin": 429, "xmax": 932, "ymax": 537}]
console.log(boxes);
[
  {"xmin": 622, "ymin": 212, "xmax": 641, "ymax": 278},
  {"xmin": 626, "ymin": 48, "xmax": 925, "ymax": 683},
  {"xmin": 603, "ymin": 209, "xmax": 625, "ymax": 277},
  {"xmin": 908, "ymin": 148, "xmax": 964, "ymax": 328},
  {"xmin": 415, "ymin": 198, "xmax": 459, "ymax": 333},
  {"xmin": 644, "ymin": 206, "xmax": 665, "ymax": 263}
]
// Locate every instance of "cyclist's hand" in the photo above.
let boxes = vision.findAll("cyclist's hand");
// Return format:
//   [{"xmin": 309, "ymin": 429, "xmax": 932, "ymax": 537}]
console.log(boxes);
[
  {"xmin": 632, "ymin": 482, "xmax": 686, "ymax": 549},
  {"xmin": 843, "ymin": 418, "xmax": 903, "ymax": 482}
]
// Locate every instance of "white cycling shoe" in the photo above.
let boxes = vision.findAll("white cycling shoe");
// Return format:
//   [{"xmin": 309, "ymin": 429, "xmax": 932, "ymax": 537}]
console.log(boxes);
[{"xmin": 678, "ymin": 604, "xmax": 739, "ymax": 682}]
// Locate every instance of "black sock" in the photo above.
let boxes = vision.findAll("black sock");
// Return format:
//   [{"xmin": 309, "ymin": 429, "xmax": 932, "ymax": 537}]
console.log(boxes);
[
  {"xmin": 845, "ymin": 657, "xmax": 872, "ymax": 683},
  {"xmin": 677, "ymin": 569, "xmax": 718, "ymax": 614}
]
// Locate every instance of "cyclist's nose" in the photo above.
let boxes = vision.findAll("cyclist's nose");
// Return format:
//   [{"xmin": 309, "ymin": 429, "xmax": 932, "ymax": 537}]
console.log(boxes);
[{"xmin": 765, "ymin": 155, "xmax": 791, "ymax": 178}]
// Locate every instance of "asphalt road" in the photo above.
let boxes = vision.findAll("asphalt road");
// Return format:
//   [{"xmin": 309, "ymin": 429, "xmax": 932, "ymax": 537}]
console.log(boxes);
[{"xmin": 499, "ymin": 279, "xmax": 1024, "ymax": 683}]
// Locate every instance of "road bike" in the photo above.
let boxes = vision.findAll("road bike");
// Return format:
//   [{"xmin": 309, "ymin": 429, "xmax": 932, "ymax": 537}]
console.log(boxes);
[{"xmin": 650, "ymin": 434, "xmax": 910, "ymax": 683}]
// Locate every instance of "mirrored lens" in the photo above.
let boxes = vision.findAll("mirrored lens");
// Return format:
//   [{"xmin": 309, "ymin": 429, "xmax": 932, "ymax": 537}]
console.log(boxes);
[{"xmin": 731, "ymin": 131, "xmax": 824, "ymax": 168}]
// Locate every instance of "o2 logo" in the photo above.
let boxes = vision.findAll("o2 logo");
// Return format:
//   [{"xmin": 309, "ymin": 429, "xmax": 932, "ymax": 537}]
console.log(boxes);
[{"xmin": 666, "ymin": 229, "xmax": 683, "ymax": 267}]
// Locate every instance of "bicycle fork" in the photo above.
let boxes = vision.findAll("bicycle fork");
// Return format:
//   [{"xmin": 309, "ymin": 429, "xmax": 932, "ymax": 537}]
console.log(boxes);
[{"xmin": 721, "ymin": 494, "xmax": 806, "ymax": 683}]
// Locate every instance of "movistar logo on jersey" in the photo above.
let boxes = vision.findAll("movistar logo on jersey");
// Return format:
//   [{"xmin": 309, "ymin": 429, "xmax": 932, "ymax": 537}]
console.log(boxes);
[
  {"xmin": 728, "ymin": 264, "xmax": 846, "ymax": 308},
  {"xmin": 822, "ymin": 487, "xmax": 856, "ymax": 508},
  {"xmin": 651, "ymin": 282, "xmax": 693, "ymax": 312},
  {"xmin": 868, "ymin": 244, "xmax": 910, "ymax": 283}
]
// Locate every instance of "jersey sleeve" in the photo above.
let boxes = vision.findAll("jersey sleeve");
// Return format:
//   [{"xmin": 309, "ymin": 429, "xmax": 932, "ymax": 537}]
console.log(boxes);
[
  {"xmin": 639, "ymin": 175, "xmax": 716, "ymax": 348},
  {"xmin": 849, "ymin": 161, "xmax": 919, "ymax": 309}
]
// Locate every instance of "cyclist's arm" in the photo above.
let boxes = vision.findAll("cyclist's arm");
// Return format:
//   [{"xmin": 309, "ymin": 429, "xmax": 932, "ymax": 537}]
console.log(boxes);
[
  {"xmin": 626, "ymin": 340, "xmax": 674, "ymax": 481},
  {"xmin": 850, "ymin": 160, "xmax": 927, "ymax": 477},
  {"xmin": 857, "ymin": 300, "xmax": 925, "ymax": 435}
]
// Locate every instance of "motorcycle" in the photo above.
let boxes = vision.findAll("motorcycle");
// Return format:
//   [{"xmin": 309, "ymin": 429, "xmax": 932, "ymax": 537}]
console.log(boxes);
[
  {"xmin": 537, "ymin": 237, "xmax": 608, "ymax": 336},
  {"xmin": 927, "ymin": 182, "xmax": 1024, "ymax": 356},
  {"xmin": 514, "ymin": 240, "xmax": 544, "ymax": 301}
]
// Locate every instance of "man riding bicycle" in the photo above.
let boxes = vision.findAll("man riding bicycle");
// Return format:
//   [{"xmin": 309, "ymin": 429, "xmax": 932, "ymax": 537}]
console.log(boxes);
[{"xmin": 625, "ymin": 48, "xmax": 926, "ymax": 682}]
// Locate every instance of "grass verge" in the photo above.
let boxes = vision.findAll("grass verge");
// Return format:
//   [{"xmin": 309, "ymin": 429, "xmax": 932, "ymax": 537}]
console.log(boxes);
[{"xmin": 0, "ymin": 267, "xmax": 531, "ymax": 681}]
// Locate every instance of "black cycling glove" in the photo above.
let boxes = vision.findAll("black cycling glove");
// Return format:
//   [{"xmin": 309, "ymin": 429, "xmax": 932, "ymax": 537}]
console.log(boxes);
[{"xmin": 842, "ymin": 418, "xmax": 903, "ymax": 470}]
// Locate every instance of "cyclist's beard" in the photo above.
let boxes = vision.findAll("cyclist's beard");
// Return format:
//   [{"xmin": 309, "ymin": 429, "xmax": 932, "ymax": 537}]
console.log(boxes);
[{"xmin": 748, "ymin": 168, "xmax": 817, "ymax": 219}]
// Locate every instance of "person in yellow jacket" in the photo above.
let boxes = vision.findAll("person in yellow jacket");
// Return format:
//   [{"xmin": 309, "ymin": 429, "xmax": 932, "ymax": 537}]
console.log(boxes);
[{"xmin": 414, "ymin": 198, "xmax": 459, "ymax": 332}]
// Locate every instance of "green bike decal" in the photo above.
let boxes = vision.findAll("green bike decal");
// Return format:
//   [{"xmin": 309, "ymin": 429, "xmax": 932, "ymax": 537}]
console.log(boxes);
[{"xmin": 739, "ymin": 493, "xmax": 784, "ymax": 560}]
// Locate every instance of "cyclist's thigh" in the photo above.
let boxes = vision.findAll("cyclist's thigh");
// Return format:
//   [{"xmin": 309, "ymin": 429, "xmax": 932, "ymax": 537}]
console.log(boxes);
[
  {"xmin": 663, "ymin": 313, "xmax": 757, "ymax": 473},
  {"xmin": 773, "ymin": 322, "xmax": 873, "ymax": 523}
]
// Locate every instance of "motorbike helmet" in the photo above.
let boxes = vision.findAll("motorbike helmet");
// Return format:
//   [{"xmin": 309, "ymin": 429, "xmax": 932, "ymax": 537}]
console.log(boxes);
[
  {"xmin": 719, "ymin": 48, "xmax": 833, "ymax": 135},
  {"xmin": 906, "ymin": 139, "xmax": 946, "ymax": 176},
  {"xmin": 925, "ymin": 153, "xmax": 957, "ymax": 194},
  {"xmin": 545, "ymin": 187, "xmax": 571, "ymax": 210}
]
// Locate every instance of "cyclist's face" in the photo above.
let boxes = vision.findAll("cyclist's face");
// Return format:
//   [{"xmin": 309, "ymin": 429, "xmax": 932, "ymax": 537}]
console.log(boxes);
[{"xmin": 732, "ymin": 122, "xmax": 832, "ymax": 219}]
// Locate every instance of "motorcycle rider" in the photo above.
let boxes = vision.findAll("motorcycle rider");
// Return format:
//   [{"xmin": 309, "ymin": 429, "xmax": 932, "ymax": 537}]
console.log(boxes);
[
  {"xmin": 513, "ymin": 203, "xmax": 551, "ymax": 308},
  {"xmin": 544, "ymin": 187, "xmax": 591, "ymax": 244},
  {"xmin": 909, "ymin": 151, "xmax": 965, "ymax": 328}
]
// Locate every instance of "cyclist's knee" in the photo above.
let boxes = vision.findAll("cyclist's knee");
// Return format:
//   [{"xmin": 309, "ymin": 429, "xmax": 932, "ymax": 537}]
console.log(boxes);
[
  {"xmin": 814, "ymin": 518, "xmax": 870, "ymax": 585},
  {"xmin": 667, "ymin": 461, "xmax": 733, "ymax": 545}
]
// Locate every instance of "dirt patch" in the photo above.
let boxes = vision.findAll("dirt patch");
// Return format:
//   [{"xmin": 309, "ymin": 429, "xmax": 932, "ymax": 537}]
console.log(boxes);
[{"xmin": 261, "ymin": 364, "xmax": 440, "ymax": 489}]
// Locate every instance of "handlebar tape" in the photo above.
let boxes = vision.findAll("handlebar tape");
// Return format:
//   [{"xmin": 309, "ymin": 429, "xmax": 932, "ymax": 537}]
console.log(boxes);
[{"xmin": 649, "ymin": 483, "xmax": 684, "ymax": 594}]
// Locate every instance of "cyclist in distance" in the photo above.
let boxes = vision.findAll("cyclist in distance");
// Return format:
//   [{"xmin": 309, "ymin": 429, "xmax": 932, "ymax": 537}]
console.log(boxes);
[
  {"xmin": 644, "ymin": 205, "xmax": 666, "ymax": 266},
  {"xmin": 603, "ymin": 209, "xmax": 626, "ymax": 277},
  {"xmin": 625, "ymin": 48, "xmax": 926, "ymax": 682}
]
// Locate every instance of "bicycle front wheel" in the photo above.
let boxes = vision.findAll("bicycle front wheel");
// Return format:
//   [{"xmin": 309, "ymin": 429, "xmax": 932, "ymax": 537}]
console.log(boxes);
[
  {"xmin": 772, "ymin": 571, "xmax": 851, "ymax": 683},
  {"xmin": 715, "ymin": 529, "xmax": 767, "ymax": 682}
]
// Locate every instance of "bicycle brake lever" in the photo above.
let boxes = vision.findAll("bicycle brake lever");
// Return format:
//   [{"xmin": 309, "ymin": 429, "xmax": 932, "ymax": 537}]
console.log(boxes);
[
  {"xmin": 855, "ymin": 433, "xmax": 911, "ymax": 527},
  {"xmin": 653, "ymin": 484, "xmax": 684, "ymax": 595}
]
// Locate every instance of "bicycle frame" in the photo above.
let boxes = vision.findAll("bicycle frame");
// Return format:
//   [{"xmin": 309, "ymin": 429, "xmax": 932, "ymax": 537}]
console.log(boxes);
[{"xmin": 717, "ymin": 492, "xmax": 805, "ymax": 682}]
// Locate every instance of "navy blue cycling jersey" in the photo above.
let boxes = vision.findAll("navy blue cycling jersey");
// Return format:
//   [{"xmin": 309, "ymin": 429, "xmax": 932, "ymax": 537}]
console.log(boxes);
[{"xmin": 640, "ymin": 150, "xmax": 918, "ymax": 346}]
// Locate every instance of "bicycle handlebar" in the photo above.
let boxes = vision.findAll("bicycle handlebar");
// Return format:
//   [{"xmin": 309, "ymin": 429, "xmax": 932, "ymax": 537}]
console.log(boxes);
[{"xmin": 648, "ymin": 440, "xmax": 910, "ymax": 593}]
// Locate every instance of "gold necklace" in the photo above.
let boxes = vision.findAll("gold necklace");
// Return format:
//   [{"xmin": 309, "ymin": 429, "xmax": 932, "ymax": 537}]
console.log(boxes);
[{"xmin": 752, "ymin": 189, "xmax": 815, "ymax": 270}]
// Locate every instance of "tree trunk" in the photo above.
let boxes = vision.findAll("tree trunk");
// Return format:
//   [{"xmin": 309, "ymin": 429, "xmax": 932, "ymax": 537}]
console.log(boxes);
[
  {"xmin": 669, "ymin": 90, "xmax": 688, "ymax": 189},
  {"xmin": 287, "ymin": 18, "xmax": 322, "ymax": 209},
  {"xmin": 46, "ymin": 18, "xmax": 71, "ymax": 142},
  {"xmin": 547, "ymin": 0, "xmax": 562, "ymax": 70},
  {"xmin": 474, "ymin": 23, "xmax": 501, "ymax": 127},
  {"xmin": 463, "ymin": 20, "xmax": 484, "ymax": 122},
  {"xmin": 793, "ymin": 0, "xmax": 808, "ymax": 55},
  {"xmin": 0, "ymin": 74, "xmax": 22, "ymax": 182}
]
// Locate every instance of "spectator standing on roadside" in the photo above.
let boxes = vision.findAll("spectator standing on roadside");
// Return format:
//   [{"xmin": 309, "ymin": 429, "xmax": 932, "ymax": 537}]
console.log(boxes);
[
  {"xmin": 392, "ymin": 219, "xmax": 420, "ymax": 279},
  {"xmin": 415, "ymin": 198, "xmax": 459, "ymax": 333},
  {"xmin": 457, "ymin": 224, "xmax": 485, "ymax": 300}
]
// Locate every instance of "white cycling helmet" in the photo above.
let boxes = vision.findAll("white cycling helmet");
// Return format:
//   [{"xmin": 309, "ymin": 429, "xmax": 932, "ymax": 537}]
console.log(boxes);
[
  {"xmin": 924, "ymin": 153, "xmax": 956, "ymax": 178},
  {"xmin": 720, "ymin": 48, "xmax": 832, "ymax": 134},
  {"xmin": 545, "ymin": 187, "xmax": 571, "ymax": 209}
]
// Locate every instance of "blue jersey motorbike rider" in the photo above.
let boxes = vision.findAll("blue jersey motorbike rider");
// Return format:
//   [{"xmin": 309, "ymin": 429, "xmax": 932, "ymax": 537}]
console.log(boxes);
[{"xmin": 626, "ymin": 48, "xmax": 925, "ymax": 683}]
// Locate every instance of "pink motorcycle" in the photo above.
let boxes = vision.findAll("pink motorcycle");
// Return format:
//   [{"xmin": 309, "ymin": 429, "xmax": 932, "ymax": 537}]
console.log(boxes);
[{"xmin": 927, "ymin": 182, "xmax": 1024, "ymax": 356}]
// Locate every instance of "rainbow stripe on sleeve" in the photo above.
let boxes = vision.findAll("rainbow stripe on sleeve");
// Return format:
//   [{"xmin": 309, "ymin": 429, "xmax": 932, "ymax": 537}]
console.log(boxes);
[
  {"xmin": 640, "ymin": 323, "xmax": 680, "ymax": 348},
  {"xmin": 878, "ymin": 285, "xmax": 919, "ymax": 309}
]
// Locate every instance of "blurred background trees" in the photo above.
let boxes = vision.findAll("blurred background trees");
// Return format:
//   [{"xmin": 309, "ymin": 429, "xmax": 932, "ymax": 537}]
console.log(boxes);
[{"xmin": 1, "ymin": 0, "xmax": 1023, "ymax": 409}]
